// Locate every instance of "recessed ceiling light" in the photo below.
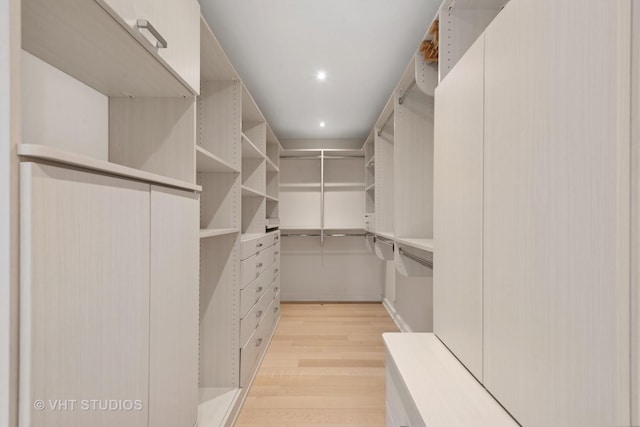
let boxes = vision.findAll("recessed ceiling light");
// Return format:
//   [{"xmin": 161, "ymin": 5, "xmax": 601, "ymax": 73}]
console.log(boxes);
[
  {"xmin": 316, "ymin": 71, "xmax": 327, "ymax": 81},
  {"xmin": 319, "ymin": 121, "xmax": 326, "ymax": 128}
]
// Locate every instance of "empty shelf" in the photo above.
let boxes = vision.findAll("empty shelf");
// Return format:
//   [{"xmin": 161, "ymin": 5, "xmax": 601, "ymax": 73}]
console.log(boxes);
[
  {"xmin": 196, "ymin": 146, "xmax": 240, "ymax": 173},
  {"xmin": 199, "ymin": 228, "xmax": 240, "ymax": 239},
  {"xmin": 241, "ymin": 133, "xmax": 265, "ymax": 159},
  {"xmin": 241, "ymin": 185, "xmax": 265, "ymax": 198},
  {"xmin": 18, "ymin": 144, "xmax": 201, "ymax": 192}
]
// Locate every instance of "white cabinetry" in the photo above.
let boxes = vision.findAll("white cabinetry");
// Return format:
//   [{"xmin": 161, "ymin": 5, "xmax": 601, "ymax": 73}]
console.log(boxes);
[
  {"xmin": 433, "ymin": 35, "xmax": 485, "ymax": 380},
  {"xmin": 20, "ymin": 163, "xmax": 151, "ymax": 427},
  {"xmin": 482, "ymin": 0, "xmax": 632, "ymax": 425}
]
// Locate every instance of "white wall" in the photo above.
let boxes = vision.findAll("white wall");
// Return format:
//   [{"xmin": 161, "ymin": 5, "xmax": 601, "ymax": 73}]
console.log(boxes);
[{"xmin": 0, "ymin": 1, "xmax": 20, "ymax": 426}]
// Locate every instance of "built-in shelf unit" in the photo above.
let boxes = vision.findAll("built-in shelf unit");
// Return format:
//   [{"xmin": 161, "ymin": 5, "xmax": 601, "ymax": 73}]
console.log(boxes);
[{"xmin": 196, "ymin": 16, "xmax": 282, "ymax": 427}]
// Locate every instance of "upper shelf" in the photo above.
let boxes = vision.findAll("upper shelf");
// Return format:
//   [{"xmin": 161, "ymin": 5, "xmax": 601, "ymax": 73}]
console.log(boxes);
[
  {"xmin": 22, "ymin": 0, "xmax": 193, "ymax": 97},
  {"xmin": 196, "ymin": 146, "xmax": 240, "ymax": 173},
  {"xmin": 241, "ymin": 134, "xmax": 265, "ymax": 160},
  {"xmin": 18, "ymin": 144, "xmax": 201, "ymax": 192},
  {"xmin": 200, "ymin": 16, "xmax": 239, "ymax": 81}
]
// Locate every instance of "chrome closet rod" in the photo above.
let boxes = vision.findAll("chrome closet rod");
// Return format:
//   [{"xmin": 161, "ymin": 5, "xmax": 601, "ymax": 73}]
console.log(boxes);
[
  {"xmin": 280, "ymin": 155, "xmax": 364, "ymax": 160},
  {"xmin": 281, "ymin": 233, "xmax": 365, "ymax": 238},
  {"xmin": 398, "ymin": 79, "xmax": 417, "ymax": 105},
  {"xmin": 398, "ymin": 247, "xmax": 433, "ymax": 269}
]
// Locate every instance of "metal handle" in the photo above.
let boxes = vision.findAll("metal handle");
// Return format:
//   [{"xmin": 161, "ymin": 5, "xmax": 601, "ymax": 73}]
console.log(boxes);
[
  {"xmin": 256, "ymin": 286, "xmax": 263, "ymax": 293},
  {"xmin": 274, "ymin": 307, "xmax": 279, "ymax": 313},
  {"xmin": 275, "ymin": 251, "xmax": 279, "ymax": 255},
  {"xmin": 273, "ymin": 286, "xmax": 279, "ymax": 292},
  {"xmin": 376, "ymin": 236, "xmax": 394, "ymax": 248},
  {"xmin": 274, "ymin": 268, "xmax": 279, "ymax": 274},
  {"xmin": 257, "ymin": 263, "xmax": 263, "ymax": 268},
  {"xmin": 255, "ymin": 338, "xmax": 263, "ymax": 347},
  {"xmin": 257, "ymin": 243, "xmax": 264, "ymax": 248},
  {"xmin": 256, "ymin": 310, "xmax": 263, "ymax": 318},
  {"xmin": 136, "ymin": 19, "xmax": 167, "ymax": 49}
]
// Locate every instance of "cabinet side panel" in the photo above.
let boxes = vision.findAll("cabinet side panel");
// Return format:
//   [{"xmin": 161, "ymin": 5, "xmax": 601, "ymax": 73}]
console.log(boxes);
[
  {"xmin": 433, "ymin": 36, "xmax": 485, "ymax": 380},
  {"xmin": 149, "ymin": 186, "xmax": 199, "ymax": 427}
]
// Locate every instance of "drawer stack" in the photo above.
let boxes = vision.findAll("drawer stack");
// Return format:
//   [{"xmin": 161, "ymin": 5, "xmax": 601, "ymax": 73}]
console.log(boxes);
[{"xmin": 239, "ymin": 231, "xmax": 281, "ymax": 387}]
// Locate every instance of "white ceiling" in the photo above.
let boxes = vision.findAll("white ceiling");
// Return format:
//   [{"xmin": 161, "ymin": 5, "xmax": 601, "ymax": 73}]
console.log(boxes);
[{"xmin": 199, "ymin": 0, "xmax": 440, "ymax": 145}]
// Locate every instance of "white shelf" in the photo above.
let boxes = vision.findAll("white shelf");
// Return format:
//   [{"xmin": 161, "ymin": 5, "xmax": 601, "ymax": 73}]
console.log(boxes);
[
  {"xmin": 196, "ymin": 146, "xmax": 240, "ymax": 173},
  {"xmin": 324, "ymin": 182, "xmax": 366, "ymax": 190},
  {"xmin": 198, "ymin": 387, "xmax": 241, "ymax": 427},
  {"xmin": 265, "ymin": 194, "xmax": 279, "ymax": 203},
  {"xmin": 365, "ymin": 184, "xmax": 375, "ymax": 191},
  {"xmin": 241, "ymin": 232, "xmax": 265, "ymax": 242},
  {"xmin": 241, "ymin": 185, "xmax": 265, "ymax": 198},
  {"xmin": 18, "ymin": 144, "xmax": 201, "ymax": 192},
  {"xmin": 241, "ymin": 134, "xmax": 265, "ymax": 160},
  {"xmin": 280, "ymin": 182, "xmax": 322, "ymax": 189},
  {"xmin": 395, "ymin": 237, "xmax": 434, "ymax": 252},
  {"xmin": 376, "ymin": 231, "xmax": 395, "ymax": 240},
  {"xmin": 266, "ymin": 157, "xmax": 279, "ymax": 172},
  {"xmin": 199, "ymin": 228, "xmax": 241, "ymax": 239}
]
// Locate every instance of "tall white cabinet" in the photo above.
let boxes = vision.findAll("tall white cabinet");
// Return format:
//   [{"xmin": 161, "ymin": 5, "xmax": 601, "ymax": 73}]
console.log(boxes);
[{"xmin": 432, "ymin": 0, "xmax": 635, "ymax": 425}]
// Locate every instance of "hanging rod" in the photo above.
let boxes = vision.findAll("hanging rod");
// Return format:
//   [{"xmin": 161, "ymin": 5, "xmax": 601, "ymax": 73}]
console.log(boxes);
[
  {"xmin": 280, "ymin": 155, "xmax": 364, "ymax": 160},
  {"xmin": 282, "ymin": 233, "xmax": 366, "ymax": 237},
  {"xmin": 398, "ymin": 79, "xmax": 417, "ymax": 105},
  {"xmin": 398, "ymin": 247, "xmax": 433, "ymax": 269}
]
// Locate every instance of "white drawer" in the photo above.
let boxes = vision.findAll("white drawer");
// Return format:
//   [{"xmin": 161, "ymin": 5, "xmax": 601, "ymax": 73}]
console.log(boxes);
[
  {"xmin": 240, "ymin": 298, "xmax": 276, "ymax": 388},
  {"xmin": 271, "ymin": 290, "xmax": 281, "ymax": 324},
  {"xmin": 240, "ymin": 231, "xmax": 280, "ymax": 260},
  {"xmin": 240, "ymin": 270, "xmax": 272, "ymax": 319},
  {"xmin": 240, "ymin": 287, "xmax": 275, "ymax": 348},
  {"xmin": 272, "ymin": 242, "xmax": 280, "ymax": 266},
  {"xmin": 270, "ymin": 274, "xmax": 281, "ymax": 300},
  {"xmin": 239, "ymin": 328, "xmax": 259, "ymax": 387}
]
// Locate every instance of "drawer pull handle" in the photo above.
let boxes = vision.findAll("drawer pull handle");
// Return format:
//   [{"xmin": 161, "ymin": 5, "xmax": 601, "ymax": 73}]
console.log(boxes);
[
  {"xmin": 274, "ymin": 268, "xmax": 279, "ymax": 274},
  {"xmin": 256, "ymin": 310, "xmax": 263, "ymax": 318},
  {"xmin": 274, "ymin": 286, "xmax": 279, "ymax": 292},
  {"xmin": 257, "ymin": 243, "xmax": 264, "ymax": 248},
  {"xmin": 256, "ymin": 286, "xmax": 263, "ymax": 293},
  {"xmin": 275, "ymin": 251, "xmax": 279, "ymax": 255},
  {"xmin": 257, "ymin": 263, "xmax": 264, "ymax": 268},
  {"xmin": 256, "ymin": 338, "xmax": 263, "ymax": 347},
  {"xmin": 136, "ymin": 19, "xmax": 167, "ymax": 49},
  {"xmin": 274, "ymin": 307, "xmax": 279, "ymax": 313}
]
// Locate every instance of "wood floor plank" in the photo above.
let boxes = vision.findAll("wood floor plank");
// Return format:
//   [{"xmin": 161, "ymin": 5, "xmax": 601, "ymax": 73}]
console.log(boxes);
[{"xmin": 234, "ymin": 303, "xmax": 398, "ymax": 426}]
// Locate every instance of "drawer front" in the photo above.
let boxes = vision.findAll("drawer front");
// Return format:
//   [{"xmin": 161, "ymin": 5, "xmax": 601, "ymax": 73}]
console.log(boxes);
[
  {"xmin": 240, "ymin": 254, "xmax": 259, "ymax": 289},
  {"xmin": 240, "ymin": 299, "xmax": 276, "ymax": 388},
  {"xmin": 240, "ymin": 329, "xmax": 259, "ymax": 387},
  {"xmin": 240, "ymin": 286, "xmax": 276, "ymax": 348},
  {"xmin": 240, "ymin": 270, "xmax": 272, "ymax": 319},
  {"xmin": 272, "ymin": 242, "xmax": 281, "ymax": 266},
  {"xmin": 270, "ymin": 275, "xmax": 281, "ymax": 301},
  {"xmin": 272, "ymin": 290, "xmax": 281, "ymax": 325}
]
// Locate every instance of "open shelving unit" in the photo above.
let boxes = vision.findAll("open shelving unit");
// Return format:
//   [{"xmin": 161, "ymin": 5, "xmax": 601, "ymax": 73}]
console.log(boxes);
[{"xmin": 197, "ymin": 16, "xmax": 243, "ymax": 427}]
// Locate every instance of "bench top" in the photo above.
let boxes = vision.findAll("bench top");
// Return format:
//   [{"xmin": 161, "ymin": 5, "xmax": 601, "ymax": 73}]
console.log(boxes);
[{"xmin": 383, "ymin": 333, "xmax": 518, "ymax": 427}]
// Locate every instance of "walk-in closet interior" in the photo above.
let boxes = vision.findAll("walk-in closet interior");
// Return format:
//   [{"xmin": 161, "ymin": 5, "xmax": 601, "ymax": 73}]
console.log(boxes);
[{"xmin": 1, "ymin": 0, "xmax": 639, "ymax": 426}]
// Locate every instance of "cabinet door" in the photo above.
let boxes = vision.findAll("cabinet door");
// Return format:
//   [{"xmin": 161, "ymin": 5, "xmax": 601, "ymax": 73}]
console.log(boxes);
[
  {"xmin": 483, "ymin": 0, "xmax": 631, "ymax": 426},
  {"xmin": 152, "ymin": 0, "xmax": 200, "ymax": 94},
  {"xmin": 20, "ymin": 163, "xmax": 150, "ymax": 427},
  {"xmin": 149, "ymin": 186, "xmax": 199, "ymax": 427}
]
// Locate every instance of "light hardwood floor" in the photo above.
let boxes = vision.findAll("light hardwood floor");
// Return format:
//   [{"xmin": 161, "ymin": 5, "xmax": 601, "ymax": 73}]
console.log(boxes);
[{"xmin": 234, "ymin": 303, "xmax": 399, "ymax": 427}]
